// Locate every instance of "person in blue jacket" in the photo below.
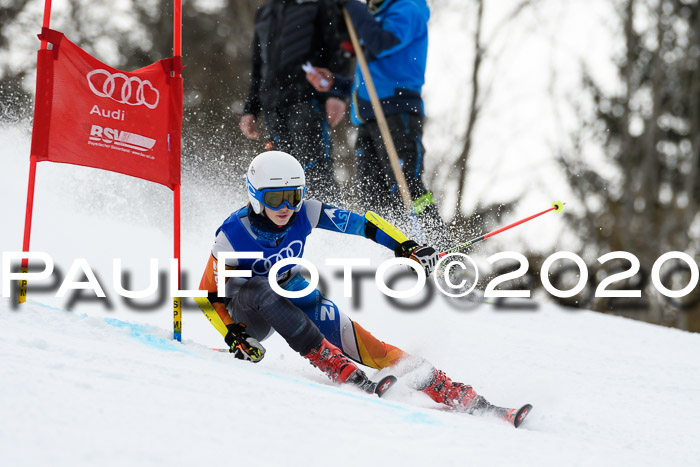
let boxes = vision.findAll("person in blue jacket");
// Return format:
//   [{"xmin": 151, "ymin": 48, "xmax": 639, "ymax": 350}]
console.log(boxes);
[
  {"xmin": 305, "ymin": 0, "xmax": 446, "ymax": 247},
  {"xmin": 196, "ymin": 150, "xmax": 497, "ymax": 415}
]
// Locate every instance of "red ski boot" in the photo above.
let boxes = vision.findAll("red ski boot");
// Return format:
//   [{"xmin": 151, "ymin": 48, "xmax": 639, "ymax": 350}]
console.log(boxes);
[
  {"xmin": 418, "ymin": 369, "xmax": 490, "ymax": 413},
  {"xmin": 304, "ymin": 338, "xmax": 373, "ymax": 391},
  {"xmin": 418, "ymin": 368, "xmax": 532, "ymax": 427}
]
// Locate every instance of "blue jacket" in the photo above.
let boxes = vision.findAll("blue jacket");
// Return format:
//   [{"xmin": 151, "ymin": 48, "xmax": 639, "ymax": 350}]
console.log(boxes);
[{"xmin": 343, "ymin": 0, "xmax": 430, "ymax": 124}]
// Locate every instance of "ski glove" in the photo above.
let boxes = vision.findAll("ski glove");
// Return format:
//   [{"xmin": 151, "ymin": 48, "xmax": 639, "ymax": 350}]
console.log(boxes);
[
  {"xmin": 396, "ymin": 240, "xmax": 440, "ymax": 276},
  {"xmin": 225, "ymin": 323, "xmax": 266, "ymax": 363}
]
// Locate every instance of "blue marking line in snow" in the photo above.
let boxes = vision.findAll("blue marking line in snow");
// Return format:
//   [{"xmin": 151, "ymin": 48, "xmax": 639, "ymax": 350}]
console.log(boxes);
[
  {"xmin": 229, "ymin": 363, "xmax": 450, "ymax": 427},
  {"xmin": 103, "ymin": 317, "xmax": 188, "ymax": 354},
  {"xmin": 26, "ymin": 299, "xmax": 449, "ymax": 427},
  {"xmin": 27, "ymin": 298, "xmax": 69, "ymax": 312},
  {"xmin": 404, "ymin": 412, "xmax": 444, "ymax": 425},
  {"xmin": 115, "ymin": 323, "xmax": 448, "ymax": 426},
  {"xmin": 27, "ymin": 299, "xmax": 186, "ymax": 353}
]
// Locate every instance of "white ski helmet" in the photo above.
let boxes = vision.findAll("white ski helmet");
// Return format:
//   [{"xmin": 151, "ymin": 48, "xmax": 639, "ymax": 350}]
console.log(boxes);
[{"xmin": 246, "ymin": 151, "xmax": 306, "ymax": 214}]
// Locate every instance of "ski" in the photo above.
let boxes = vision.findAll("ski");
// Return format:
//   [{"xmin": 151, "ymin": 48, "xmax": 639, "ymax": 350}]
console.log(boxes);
[
  {"xmin": 370, "ymin": 375, "xmax": 398, "ymax": 398},
  {"xmin": 483, "ymin": 403, "xmax": 533, "ymax": 428},
  {"xmin": 362, "ymin": 370, "xmax": 530, "ymax": 426}
]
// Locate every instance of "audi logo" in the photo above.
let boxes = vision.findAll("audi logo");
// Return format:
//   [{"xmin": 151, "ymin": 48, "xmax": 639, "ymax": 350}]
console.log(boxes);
[
  {"xmin": 251, "ymin": 240, "xmax": 304, "ymax": 275},
  {"xmin": 86, "ymin": 69, "xmax": 160, "ymax": 109}
]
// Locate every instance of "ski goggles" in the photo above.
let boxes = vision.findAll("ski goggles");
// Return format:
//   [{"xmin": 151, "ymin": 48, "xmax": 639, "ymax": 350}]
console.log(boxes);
[{"xmin": 258, "ymin": 186, "xmax": 305, "ymax": 211}]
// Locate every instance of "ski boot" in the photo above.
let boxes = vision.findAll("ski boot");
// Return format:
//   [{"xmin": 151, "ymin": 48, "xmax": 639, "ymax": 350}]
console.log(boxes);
[
  {"xmin": 417, "ymin": 368, "xmax": 484, "ymax": 413},
  {"xmin": 417, "ymin": 368, "xmax": 532, "ymax": 427},
  {"xmin": 303, "ymin": 338, "xmax": 375, "ymax": 392}
]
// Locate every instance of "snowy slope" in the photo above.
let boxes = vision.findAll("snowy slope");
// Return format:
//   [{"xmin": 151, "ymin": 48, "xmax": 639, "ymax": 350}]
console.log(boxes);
[
  {"xmin": 3, "ymin": 295, "xmax": 700, "ymax": 467},
  {"xmin": 2, "ymin": 123, "xmax": 700, "ymax": 467}
]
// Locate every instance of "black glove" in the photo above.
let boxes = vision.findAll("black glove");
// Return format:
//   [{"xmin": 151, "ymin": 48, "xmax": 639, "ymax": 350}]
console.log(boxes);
[
  {"xmin": 335, "ymin": 0, "xmax": 349, "ymax": 6},
  {"xmin": 224, "ymin": 323, "xmax": 266, "ymax": 363},
  {"xmin": 395, "ymin": 240, "xmax": 440, "ymax": 276}
]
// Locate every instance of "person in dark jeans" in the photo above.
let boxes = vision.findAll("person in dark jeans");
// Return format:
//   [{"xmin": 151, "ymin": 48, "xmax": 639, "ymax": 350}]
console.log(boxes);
[
  {"xmin": 239, "ymin": 0, "xmax": 349, "ymax": 202},
  {"xmin": 354, "ymin": 113, "xmax": 431, "ymax": 225},
  {"xmin": 305, "ymin": 0, "xmax": 449, "ymax": 248}
]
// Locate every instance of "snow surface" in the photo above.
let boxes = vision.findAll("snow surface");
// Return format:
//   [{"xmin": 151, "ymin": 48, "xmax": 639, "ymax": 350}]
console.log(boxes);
[{"xmin": 2, "ymin": 123, "xmax": 700, "ymax": 467}]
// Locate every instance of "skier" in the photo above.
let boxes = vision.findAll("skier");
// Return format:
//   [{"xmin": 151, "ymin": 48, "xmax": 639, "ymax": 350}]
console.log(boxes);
[{"xmin": 197, "ymin": 150, "xmax": 513, "ymax": 418}]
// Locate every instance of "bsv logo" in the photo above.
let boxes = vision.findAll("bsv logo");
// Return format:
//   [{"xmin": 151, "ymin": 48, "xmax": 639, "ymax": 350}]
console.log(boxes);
[
  {"xmin": 251, "ymin": 240, "xmax": 304, "ymax": 275},
  {"xmin": 89, "ymin": 125, "xmax": 156, "ymax": 152},
  {"xmin": 87, "ymin": 69, "xmax": 160, "ymax": 109}
]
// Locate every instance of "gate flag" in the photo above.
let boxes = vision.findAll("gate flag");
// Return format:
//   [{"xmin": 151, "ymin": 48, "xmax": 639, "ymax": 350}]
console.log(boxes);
[
  {"xmin": 20, "ymin": 3, "xmax": 184, "ymax": 341},
  {"xmin": 31, "ymin": 28, "xmax": 182, "ymax": 189}
]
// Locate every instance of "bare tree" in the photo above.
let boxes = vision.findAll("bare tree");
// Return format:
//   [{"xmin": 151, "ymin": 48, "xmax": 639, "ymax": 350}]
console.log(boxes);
[
  {"xmin": 560, "ymin": 0, "xmax": 700, "ymax": 330},
  {"xmin": 435, "ymin": 0, "xmax": 537, "ymax": 241},
  {"xmin": 453, "ymin": 0, "xmax": 483, "ymax": 219}
]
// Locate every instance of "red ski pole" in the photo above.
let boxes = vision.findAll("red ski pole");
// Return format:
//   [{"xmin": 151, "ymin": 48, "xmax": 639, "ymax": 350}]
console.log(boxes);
[{"xmin": 440, "ymin": 201, "xmax": 565, "ymax": 257}]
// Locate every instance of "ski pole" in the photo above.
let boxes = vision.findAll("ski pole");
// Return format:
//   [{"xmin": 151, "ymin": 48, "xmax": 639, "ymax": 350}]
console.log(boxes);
[{"xmin": 440, "ymin": 201, "xmax": 565, "ymax": 257}]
